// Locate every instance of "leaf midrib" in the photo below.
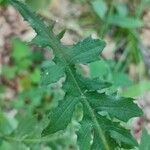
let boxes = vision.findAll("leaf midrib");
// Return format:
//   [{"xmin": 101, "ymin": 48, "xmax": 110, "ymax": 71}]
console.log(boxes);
[{"xmin": 50, "ymin": 35, "xmax": 110, "ymax": 150}]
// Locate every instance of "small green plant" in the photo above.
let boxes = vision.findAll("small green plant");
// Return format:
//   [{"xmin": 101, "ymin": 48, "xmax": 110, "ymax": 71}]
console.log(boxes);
[{"xmin": 3, "ymin": 0, "xmax": 144, "ymax": 149}]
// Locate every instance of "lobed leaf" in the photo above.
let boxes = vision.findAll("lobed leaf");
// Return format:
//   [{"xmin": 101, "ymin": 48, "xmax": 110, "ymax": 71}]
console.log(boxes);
[
  {"xmin": 63, "ymin": 37, "xmax": 106, "ymax": 64},
  {"xmin": 96, "ymin": 115, "xmax": 138, "ymax": 147},
  {"xmin": 41, "ymin": 60, "xmax": 65, "ymax": 86},
  {"xmin": 86, "ymin": 92, "xmax": 142, "ymax": 122},
  {"xmin": 9, "ymin": 0, "xmax": 49, "ymax": 36},
  {"xmin": 9, "ymin": 0, "xmax": 143, "ymax": 149},
  {"xmin": 42, "ymin": 96, "xmax": 78, "ymax": 135},
  {"xmin": 77, "ymin": 119, "xmax": 92, "ymax": 150}
]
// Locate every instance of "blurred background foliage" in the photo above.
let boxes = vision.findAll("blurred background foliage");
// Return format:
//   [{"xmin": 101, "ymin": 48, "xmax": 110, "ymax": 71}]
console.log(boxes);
[{"xmin": 0, "ymin": 0, "xmax": 150, "ymax": 149}]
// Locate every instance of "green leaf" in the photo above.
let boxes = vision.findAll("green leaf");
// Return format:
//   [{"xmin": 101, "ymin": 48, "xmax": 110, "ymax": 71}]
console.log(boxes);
[
  {"xmin": 13, "ymin": 88, "xmax": 44, "ymax": 109},
  {"xmin": 12, "ymin": 38, "xmax": 31, "ymax": 61},
  {"xmin": 9, "ymin": 0, "xmax": 142, "ymax": 149},
  {"xmin": 92, "ymin": 129, "xmax": 117, "ymax": 150},
  {"xmin": 107, "ymin": 15, "xmax": 143, "ymax": 28},
  {"xmin": 30, "ymin": 68, "xmax": 41, "ymax": 84},
  {"xmin": 11, "ymin": 38, "xmax": 32, "ymax": 70},
  {"xmin": 77, "ymin": 119, "xmax": 92, "ymax": 150},
  {"xmin": 96, "ymin": 115, "xmax": 138, "ymax": 147},
  {"xmin": 64, "ymin": 37, "xmax": 106, "ymax": 64},
  {"xmin": 2, "ymin": 65, "xmax": 17, "ymax": 80},
  {"xmin": 89, "ymin": 60, "xmax": 110, "ymax": 78},
  {"xmin": 31, "ymin": 35, "xmax": 50, "ymax": 47},
  {"xmin": 87, "ymin": 92, "xmax": 143, "ymax": 122},
  {"xmin": 92, "ymin": 0, "xmax": 107, "ymax": 19},
  {"xmin": 91, "ymin": 132, "xmax": 104, "ymax": 150},
  {"xmin": 121, "ymin": 80, "xmax": 150, "ymax": 97},
  {"xmin": 41, "ymin": 60, "xmax": 65, "ymax": 86},
  {"xmin": 0, "ymin": 141, "xmax": 28, "ymax": 150},
  {"xmin": 57, "ymin": 29, "xmax": 66, "ymax": 40},
  {"xmin": 9, "ymin": 0, "xmax": 49, "ymax": 36},
  {"xmin": 111, "ymin": 72, "xmax": 133, "ymax": 88},
  {"xmin": 14, "ymin": 115, "xmax": 41, "ymax": 138},
  {"xmin": 139, "ymin": 129, "xmax": 150, "ymax": 150},
  {"xmin": 26, "ymin": 0, "xmax": 51, "ymax": 10},
  {"xmin": 9, "ymin": 0, "xmax": 54, "ymax": 49},
  {"xmin": 0, "ymin": 113, "xmax": 17, "ymax": 135},
  {"xmin": 42, "ymin": 96, "xmax": 78, "ymax": 135},
  {"xmin": 89, "ymin": 60, "xmax": 133, "ymax": 91},
  {"xmin": 76, "ymin": 74, "xmax": 111, "ymax": 91},
  {"xmin": 115, "ymin": 3, "xmax": 128, "ymax": 17}
]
